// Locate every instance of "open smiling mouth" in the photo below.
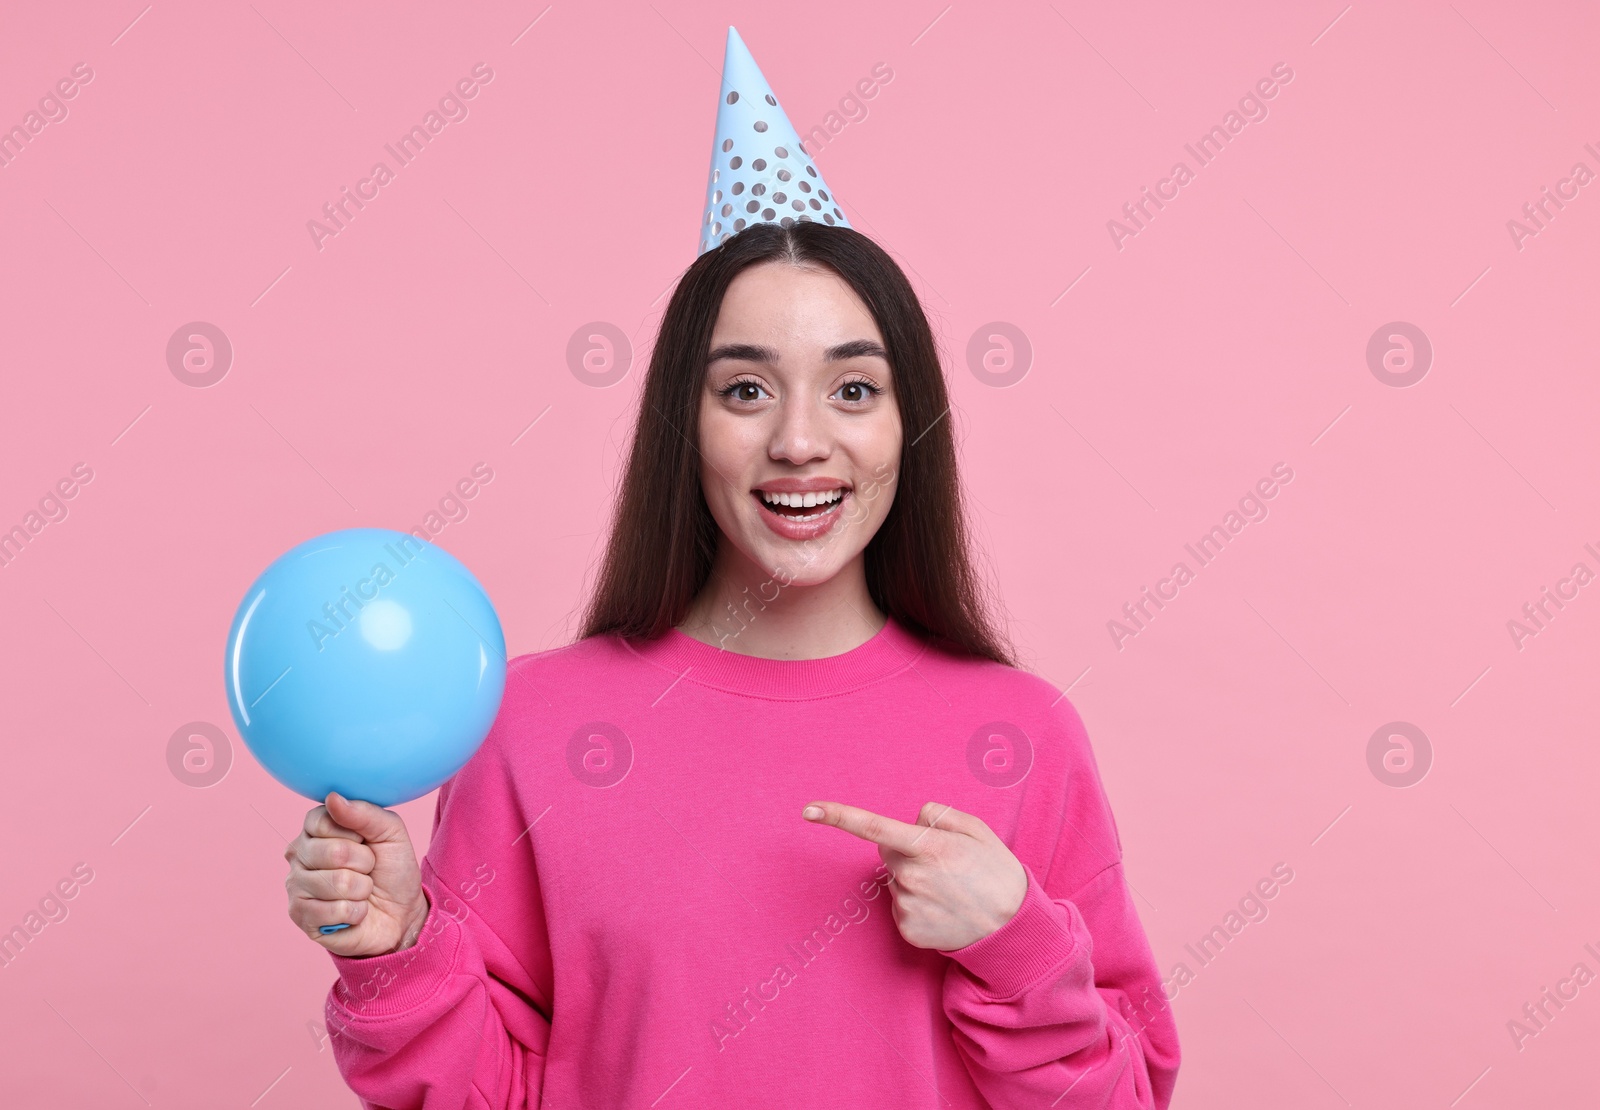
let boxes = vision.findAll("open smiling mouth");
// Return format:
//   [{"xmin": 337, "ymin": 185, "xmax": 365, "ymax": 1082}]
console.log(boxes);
[{"xmin": 754, "ymin": 487, "xmax": 848, "ymax": 521}]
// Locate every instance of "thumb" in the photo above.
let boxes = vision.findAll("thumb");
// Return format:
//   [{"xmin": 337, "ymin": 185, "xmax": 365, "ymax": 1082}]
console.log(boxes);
[
  {"xmin": 325, "ymin": 791, "xmax": 403, "ymax": 843},
  {"xmin": 916, "ymin": 801, "xmax": 971, "ymax": 835}
]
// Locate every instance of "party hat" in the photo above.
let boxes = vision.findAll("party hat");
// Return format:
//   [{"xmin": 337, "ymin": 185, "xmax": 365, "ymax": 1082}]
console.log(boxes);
[{"xmin": 699, "ymin": 26, "xmax": 851, "ymax": 255}]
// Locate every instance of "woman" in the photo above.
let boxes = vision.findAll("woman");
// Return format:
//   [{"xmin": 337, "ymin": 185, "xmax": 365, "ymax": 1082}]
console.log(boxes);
[{"xmin": 285, "ymin": 220, "xmax": 1181, "ymax": 1108}]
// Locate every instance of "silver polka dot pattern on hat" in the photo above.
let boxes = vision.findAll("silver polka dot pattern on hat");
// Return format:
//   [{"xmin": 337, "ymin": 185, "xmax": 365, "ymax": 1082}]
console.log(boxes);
[{"xmin": 699, "ymin": 26, "xmax": 852, "ymax": 255}]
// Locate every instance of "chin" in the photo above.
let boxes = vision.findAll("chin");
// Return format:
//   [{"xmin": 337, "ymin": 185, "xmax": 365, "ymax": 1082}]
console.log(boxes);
[{"xmin": 774, "ymin": 563, "xmax": 841, "ymax": 588}]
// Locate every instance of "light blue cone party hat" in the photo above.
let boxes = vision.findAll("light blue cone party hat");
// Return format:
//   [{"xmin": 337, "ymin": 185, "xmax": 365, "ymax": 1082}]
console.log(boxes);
[{"xmin": 699, "ymin": 26, "xmax": 852, "ymax": 255}]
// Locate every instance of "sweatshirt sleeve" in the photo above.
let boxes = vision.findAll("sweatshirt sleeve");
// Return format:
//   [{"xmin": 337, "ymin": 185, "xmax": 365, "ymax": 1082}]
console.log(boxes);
[
  {"xmin": 936, "ymin": 695, "xmax": 1181, "ymax": 1108},
  {"xmin": 323, "ymin": 666, "xmax": 555, "ymax": 1109}
]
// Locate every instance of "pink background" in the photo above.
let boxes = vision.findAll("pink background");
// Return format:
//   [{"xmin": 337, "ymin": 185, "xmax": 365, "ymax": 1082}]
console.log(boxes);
[{"xmin": 2, "ymin": 1, "xmax": 1596, "ymax": 1106}]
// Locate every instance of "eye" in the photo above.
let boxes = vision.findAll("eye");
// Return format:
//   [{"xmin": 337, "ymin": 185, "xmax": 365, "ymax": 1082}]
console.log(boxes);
[
  {"xmin": 717, "ymin": 376, "xmax": 769, "ymax": 402},
  {"xmin": 836, "ymin": 378, "xmax": 883, "ymax": 404}
]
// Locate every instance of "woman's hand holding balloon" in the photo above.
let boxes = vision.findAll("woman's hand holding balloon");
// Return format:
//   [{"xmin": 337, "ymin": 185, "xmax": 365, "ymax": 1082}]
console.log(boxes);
[
  {"xmin": 284, "ymin": 791, "xmax": 431, "ymax": 958},
  {"xmin": 226, "ymin": 528, "xmax": 506, "ymax": 943}
]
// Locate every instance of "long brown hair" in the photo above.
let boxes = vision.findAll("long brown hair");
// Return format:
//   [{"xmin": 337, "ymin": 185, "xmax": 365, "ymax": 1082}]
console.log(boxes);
[{"xmin": 577, "ymin": 220, "xmax": 1016, "ymax": 667}]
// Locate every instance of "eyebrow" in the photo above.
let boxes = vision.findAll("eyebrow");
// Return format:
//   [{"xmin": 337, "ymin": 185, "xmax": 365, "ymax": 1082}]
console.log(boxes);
[{"xmin": 706, "ymin": 338, "xmax": 889, "ymax": 365}]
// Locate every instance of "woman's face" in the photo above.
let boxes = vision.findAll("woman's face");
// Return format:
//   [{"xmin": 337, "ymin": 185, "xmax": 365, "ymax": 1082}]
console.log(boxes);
[{"xmin": 697, "ymin": 260, "xmax": 902, "ymax": 589}]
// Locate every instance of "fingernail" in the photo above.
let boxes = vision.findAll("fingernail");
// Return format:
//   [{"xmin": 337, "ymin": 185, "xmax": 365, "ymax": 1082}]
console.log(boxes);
[{"xmin": 802, "ymin": 805, "xmax": 823, "ymax": 821}]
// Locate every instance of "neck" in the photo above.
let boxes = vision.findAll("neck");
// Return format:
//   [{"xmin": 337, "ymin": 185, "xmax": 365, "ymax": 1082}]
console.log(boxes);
[{"xmin": 677, "ymin": 549, "xmax": 885, "ymax": 660}]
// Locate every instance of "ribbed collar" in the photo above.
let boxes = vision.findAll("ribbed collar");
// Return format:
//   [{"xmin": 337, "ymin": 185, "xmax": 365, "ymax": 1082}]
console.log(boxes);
[{"xmin": 621, "ymin": 614, "xmax": 930, "ymax": 701}]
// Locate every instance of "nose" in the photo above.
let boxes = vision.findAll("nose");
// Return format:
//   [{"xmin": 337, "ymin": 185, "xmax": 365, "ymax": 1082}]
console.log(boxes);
[{"xmin": 767, "ymin": 391, "xmax": 832, "ymax": 465}]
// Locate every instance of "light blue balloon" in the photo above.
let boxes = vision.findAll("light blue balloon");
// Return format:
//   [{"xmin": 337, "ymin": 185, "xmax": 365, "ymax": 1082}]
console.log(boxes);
[{"xmin": 224, "ymin": 527, "xmax": 507, "ymax": 812}]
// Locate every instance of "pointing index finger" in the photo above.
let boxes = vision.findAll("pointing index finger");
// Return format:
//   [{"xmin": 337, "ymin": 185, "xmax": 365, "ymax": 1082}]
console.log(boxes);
[{"xmin": 802, "ymin": 801, "xmax": 933, "ymax": 856}]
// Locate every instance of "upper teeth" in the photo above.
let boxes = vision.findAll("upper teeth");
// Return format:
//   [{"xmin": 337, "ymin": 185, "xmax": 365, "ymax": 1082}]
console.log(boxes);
[{"xmin": 760, "ymin": 488, "xmax": 844, "ymax": 508}]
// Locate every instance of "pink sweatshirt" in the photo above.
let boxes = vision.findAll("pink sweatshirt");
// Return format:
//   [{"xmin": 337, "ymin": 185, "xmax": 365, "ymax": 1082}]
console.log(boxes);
[{"xmin": 325, "ymin": 616, "xmax": 1180, "ymax": 1107}]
